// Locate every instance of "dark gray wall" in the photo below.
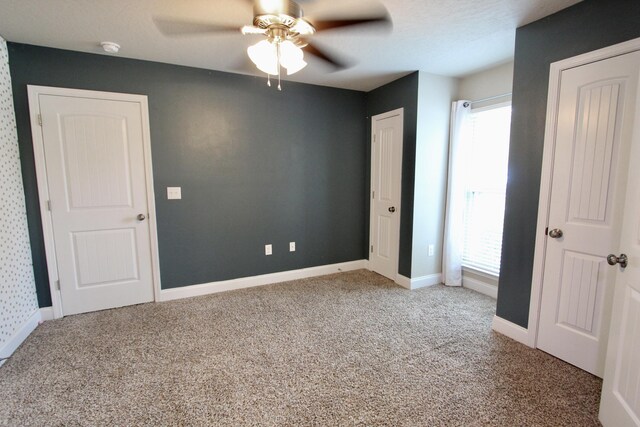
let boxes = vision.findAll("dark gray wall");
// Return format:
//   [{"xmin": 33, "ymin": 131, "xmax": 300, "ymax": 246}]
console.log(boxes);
[
  {"xmin": 8, "ymin": 43, "xmax": 367, "ymax": 308},
  {"xmin": 365, "ymin": 72, "xmax": 418, "ymax": 278},
  {"xmin": 496, "ymin": 0, "xmax": 640, "ymax": 327}
]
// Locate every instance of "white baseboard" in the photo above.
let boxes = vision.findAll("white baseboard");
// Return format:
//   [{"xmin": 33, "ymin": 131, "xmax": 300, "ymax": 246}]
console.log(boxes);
[
  {"xmin": 411, "ymin": 273, "xmax": 442, "ymax": 289},
  {"xmin": 463, "ymin": 277, "xmax": 498, "ymax": 299},
  {"xmin": 40, "ymin": 307, "xmax": 54, "ymax": 321},
  {"xmin": 395, "ymin": 274, "xmax": 411, "ymax": 289},
  {"xmin": 0, "ymin": 309, "xmax": 41, "ymax": 367},
  {"xmin": 491, "ymin": 315, "xmax": 533, "ymax": 347},
  {"xmin": 395, "ymin": 273, "xmax": 442, "ymax": 290},
  {"xmin": 160, "ymin": 260, "xmax": 367, "ymax": 302}
]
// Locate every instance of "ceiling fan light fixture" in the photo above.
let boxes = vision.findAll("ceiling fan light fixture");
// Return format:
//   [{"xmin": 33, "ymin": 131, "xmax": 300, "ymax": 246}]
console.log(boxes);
[
  {"xmin": 248, "ymin": 38, "xmax": 307, "ymax": 79},
  {"xmin": 284, "ymin": 58, "xmax": 307, "ymax": 75},
  {"xmin": 247, "ymin": 40, "xmax": 278, "ymax": 75},
  {"xmin": 154, "ymin": 0, "xmax": 392, "ymax": 89},
  {"xmin": 279, "ymin": 40, "xmax": 306, "ymax": 75}
]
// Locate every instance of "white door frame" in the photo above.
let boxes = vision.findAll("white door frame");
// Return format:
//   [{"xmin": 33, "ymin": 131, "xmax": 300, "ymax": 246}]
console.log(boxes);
[
  {"xmin": 368, "ymin": 107, "xmax": 404, "ymax": 282},
  {"xmin": 27, "ymin": 85, "xmax": 162, "ymax": 319},
  {"xmin": 528, "ymin": 37, "xmax": 640, "ymax": 348}
]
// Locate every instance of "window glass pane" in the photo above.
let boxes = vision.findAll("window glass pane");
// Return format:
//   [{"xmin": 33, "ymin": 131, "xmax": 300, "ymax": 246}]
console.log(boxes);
[
  {"xmin": 466, "ymin": 106, "xmax": 511, "ymax": 191},
  {"xmin": 462, "ymin": 104, "xmax": 511, "ymax": 275},
  {"xmin": 463, "ymin": 191, "xmax": 505, "ymax": 275}
]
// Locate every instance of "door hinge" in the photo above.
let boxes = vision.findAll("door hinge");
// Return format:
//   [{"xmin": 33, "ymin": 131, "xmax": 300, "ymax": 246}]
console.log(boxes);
[
  {"xmin": 371, "ymin": 245, "xmax": 374, "ymax": 253},
  {"xmin": 37, "ymin": 114, "xmax": 42, "ymax": 126},
  {"xmin": 55, "ymin": 280, "xmax": 60, "ymax": 291},
  {"xmin": 373, "ymin": 134, "xmax": 376, "ymax": 142},
  {"xmin": 372, "ymin": 190, "xmax": 375, "ymax": 199},
  {"xmin": 46, "ymin": 200, "xmax": 51, "ymax": 211}
]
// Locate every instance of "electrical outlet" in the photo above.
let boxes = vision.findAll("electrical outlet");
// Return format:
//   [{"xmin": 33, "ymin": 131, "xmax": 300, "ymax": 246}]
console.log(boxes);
[
  {"xmin": 289, "ymin": 242, "xmax": 296, "ymax": 252},
  {"xmin": 428, "ymin": 244, "xmax": 434, "ymax": 256},
  {"xmin": 265, "ymin": 244, "xmax": 272, "ymax": 256}
]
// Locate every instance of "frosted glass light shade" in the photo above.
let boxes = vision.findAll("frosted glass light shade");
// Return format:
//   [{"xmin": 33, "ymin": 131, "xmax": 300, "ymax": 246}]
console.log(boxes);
[
  {"xmin": 247, "ymin": 39, "xmax": 308, "ymax": 76},
  {"xmin": 247, "ymin": 40, "xmax": 278, "ymax": 75},
  {"xmin": 284, "ymin": 59, "xmax": 307, "ymax": 75},
  {"xmin": 279, "ymin": 40, "xmax": 307, "ymax": 75}
]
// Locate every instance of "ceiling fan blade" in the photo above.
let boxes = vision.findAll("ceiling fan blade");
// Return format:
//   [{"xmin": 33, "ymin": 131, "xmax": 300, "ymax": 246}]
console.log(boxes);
[
  {"xmin": 309, "ymin": 14, "xmax": 391, "ymax": 32},
  {"xmin": 303, "ymin": 42, "xmax": 348, "ymax": 70},
  {"xmin": 153, "ymin": 17, "xmax": 241, "ymax": 37},
  {"xmin": 241, "ymin": 25, "xmax": 268, "ymax": 35}
]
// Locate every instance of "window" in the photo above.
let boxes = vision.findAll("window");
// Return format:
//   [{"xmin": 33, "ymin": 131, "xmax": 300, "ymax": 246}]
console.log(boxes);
[{"xmin": 461, "ymin": 103, "xmax": 511, "ymax": 275}]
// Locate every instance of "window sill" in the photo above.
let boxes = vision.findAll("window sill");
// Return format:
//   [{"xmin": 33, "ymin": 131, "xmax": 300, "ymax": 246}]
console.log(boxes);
[
  {"xmin": 462, "ymin": 265, "xmax": 499, "ymax": 281},
  {"xmin": 461, "ymin": 266, "xmax": 499, "ymax": 299}
]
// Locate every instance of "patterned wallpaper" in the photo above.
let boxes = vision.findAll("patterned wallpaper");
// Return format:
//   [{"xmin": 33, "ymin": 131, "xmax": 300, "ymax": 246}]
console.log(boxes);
[{"xmin": 0, "ymin": 36, "xmax": 38, "ymax": 350}]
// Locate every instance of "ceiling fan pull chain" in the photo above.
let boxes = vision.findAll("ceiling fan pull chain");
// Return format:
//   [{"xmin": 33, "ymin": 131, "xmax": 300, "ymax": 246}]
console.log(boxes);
[{"xmin": 277, "ymin": 42, "xmax": 282, "ymax": 91}]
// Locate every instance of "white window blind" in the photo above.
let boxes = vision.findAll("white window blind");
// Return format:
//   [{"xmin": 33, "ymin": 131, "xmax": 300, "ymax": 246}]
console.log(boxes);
[{"xmin": 461, "ymin": 104, "xmax": 511, "ymax": 275}]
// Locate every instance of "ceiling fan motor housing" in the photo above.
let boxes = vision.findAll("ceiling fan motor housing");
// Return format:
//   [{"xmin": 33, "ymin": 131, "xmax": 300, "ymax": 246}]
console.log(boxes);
[
  {"xmin": 253, "ymin": 0, "xmax": 315, "ymax": 43},
  {"xmin": 254, "ymin": 0, "xmax": 302, "ymax": 21}
]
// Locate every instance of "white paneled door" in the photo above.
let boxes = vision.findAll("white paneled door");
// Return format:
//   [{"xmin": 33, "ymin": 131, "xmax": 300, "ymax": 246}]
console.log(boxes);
[
  {"xmin": 369, "ymin": 109, "xmax": 403, "ymax": 280},
  {"xmin": 599, "ymin": 54, "xmax": 640, "ymax": 424},
  {"xmin": 31, "ymin": 88, "xmax": 157, "ymax": 316},
  {"xmin": 537, "ymin": 51, "xmax": 640, "ymax": 377}
]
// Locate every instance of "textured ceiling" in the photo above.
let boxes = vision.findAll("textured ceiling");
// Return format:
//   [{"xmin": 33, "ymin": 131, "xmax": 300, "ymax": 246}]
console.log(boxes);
[{"xmin": 0, "ymin": 0, "xmax": 581, "ymax": 91}]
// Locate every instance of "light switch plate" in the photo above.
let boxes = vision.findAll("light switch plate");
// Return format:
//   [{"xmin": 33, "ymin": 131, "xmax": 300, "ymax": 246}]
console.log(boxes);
[
  {"xmin": 428, "ymin": 244, "xmax": 435, "ymax": 256},
  {"xmin": 167, "ymin": 187, "xmax": 181, "ymax": 200},
  {"xmin": 265, "ymin": 244, "xmax": 272, "ymax": 256},
  {"xmin": 289, "ymin": 242, "xmax": 296, "ymax": 252}
]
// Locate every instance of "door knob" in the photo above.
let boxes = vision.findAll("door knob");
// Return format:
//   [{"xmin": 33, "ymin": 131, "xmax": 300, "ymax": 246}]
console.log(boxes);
[
  {"xmin": 607, "ymin": 253, "xmax": 628, "ymax": 268},
  {"xmin": 388, "ymin": 206, "xmax": 396, "ymax": 213},
  {"xmin": 548, "ymin": 228, "xmax": 563, "ymax": 238},
  {"xmin": 137, "ymin": 214, "xmax": 146, "ymax": 221}
]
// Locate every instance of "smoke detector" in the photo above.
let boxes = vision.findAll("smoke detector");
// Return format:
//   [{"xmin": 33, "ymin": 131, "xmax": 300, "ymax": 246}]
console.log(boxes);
[{"xmin": 100, "ymin": 42, "xmax": 120, "ymax": 54}]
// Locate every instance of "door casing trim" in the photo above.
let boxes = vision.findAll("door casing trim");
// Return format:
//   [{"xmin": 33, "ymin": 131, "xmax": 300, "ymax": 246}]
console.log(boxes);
[
  {"xmin": 27, "ymin": 85, "xmax": 162, "ymax": 319},
  {"xmin": 527, "ymin": 37, "xmax": 640, "ymax": 349}
]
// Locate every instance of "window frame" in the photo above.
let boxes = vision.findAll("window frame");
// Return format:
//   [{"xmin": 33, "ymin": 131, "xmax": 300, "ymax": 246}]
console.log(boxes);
[{"xmin": 460, "ymin": 100, "xmax": 512, "ymax": 277}]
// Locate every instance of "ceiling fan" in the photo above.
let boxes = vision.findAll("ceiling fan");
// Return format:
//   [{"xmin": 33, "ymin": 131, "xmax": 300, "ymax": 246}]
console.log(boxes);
[{"xmin": 154, "ymin": 0, "xmax": 391, "ymax": 89}]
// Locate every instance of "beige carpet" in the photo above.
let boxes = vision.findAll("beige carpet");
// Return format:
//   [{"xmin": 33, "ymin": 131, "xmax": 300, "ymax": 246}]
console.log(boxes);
[{"xmin": 0, "ymin": 270, "xmax": 601, "ymax": 426}]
